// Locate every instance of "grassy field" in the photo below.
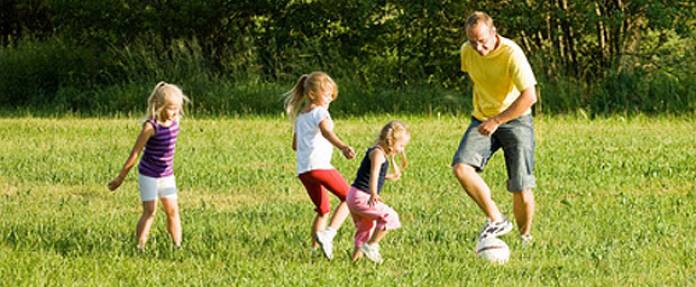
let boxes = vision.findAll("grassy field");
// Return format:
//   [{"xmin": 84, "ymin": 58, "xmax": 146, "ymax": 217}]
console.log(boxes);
[{"xmin": 0, "ymin": 115, "xmax": 694, "ymax": 286}]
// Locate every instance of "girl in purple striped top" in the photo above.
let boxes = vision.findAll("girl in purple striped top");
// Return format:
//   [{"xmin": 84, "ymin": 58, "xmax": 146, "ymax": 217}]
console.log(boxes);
[{"xmin": 108, "ymin": 82, "xmax": 189, "ymax": 250}]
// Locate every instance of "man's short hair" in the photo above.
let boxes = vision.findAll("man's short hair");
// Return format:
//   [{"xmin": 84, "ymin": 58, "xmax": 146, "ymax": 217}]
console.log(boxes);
[{"xmin": 466, "ymin": 11, "xmax": 494, "ymax": 30}]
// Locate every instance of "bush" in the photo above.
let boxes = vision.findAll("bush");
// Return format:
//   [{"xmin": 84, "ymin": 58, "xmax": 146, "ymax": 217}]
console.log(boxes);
[
  {"xmin": 0, "ymin": 35, "xmax": 693, "ymax": 116},
  {"xmin": 0, "ymin": 38, "xmax": 99, "ymax": 107},
  {"xmin": 587, "ymin": 69, "xmax": 694, "ymax": 115}
]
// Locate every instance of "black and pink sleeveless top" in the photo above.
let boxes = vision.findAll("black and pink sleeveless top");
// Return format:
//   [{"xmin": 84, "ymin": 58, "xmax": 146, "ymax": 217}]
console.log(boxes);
[{"xmin": 138, "ymin": 119, "xmax": 179, "ymax": 178}]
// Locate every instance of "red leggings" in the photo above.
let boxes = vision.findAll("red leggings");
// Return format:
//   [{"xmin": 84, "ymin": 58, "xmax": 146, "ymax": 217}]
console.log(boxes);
[{"xmin": 298, "ymin": 169, "xmax": 349, "ymax": 215}]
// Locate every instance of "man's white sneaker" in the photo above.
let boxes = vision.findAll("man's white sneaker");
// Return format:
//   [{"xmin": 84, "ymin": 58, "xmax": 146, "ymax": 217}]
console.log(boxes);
[
  {"xmin": 315, "ymin": 230, "xmax": 335, "ymax": 260},
  {"xmin": 360, "ymin": 243, "xmax": 383, "ymax": 264},
  {"xmin": 521, "ymin": 234, "xmax": 533, "ymax": 247},
  {"xmin": 478, "ymin": 218, "xmax": 513, "ymax": 240}
]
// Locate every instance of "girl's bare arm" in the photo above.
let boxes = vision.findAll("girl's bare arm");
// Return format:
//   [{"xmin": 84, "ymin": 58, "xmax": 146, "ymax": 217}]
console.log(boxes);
[
  {"xmin": 108, "ymin": 123, "xmax": 155, "ymax": 191},
  {"xmin": 319, "ymin": 118, "xmax": 355, "ymax": 159},
  {"xmin": 368, "ymin": 148, "xmax": 386, "ymax": 205}
]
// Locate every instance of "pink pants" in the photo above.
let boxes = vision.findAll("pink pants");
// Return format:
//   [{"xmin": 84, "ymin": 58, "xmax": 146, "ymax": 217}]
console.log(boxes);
[
  {"xmin": 298, "ymin": 169, "xmax": 349, "ymax": 215},
  {"xmin": 346, "ymin": 186, "xmax": 401, "ymax": 248}
]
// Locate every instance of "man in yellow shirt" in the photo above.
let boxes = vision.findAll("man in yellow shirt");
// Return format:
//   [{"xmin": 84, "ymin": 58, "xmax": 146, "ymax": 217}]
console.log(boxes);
[{"xmin": 452, "ymin": 11, "xmax": 537, "ymax": 245}]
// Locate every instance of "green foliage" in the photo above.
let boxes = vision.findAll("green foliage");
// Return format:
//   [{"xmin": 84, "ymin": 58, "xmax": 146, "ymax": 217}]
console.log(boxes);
[
  {"xmin": 0, "ymin": 37, "xmax": 100, "ymax": 107},
  {"xmin": 0, "ymin": 1, "xmax": 694, "ymax": 115},
  {"xmin": 587, "ymin": 69, "xmax": 691, "ymax": 115},
  {"xmin": 0, "ymin": 116, "xmax": 694, "ymax": 285}
]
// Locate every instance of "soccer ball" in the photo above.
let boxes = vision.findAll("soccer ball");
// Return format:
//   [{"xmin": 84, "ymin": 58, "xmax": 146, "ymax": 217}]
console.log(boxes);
[{"xmin": 476, "ymin": 237, "xmax": 510, "ymax": 264}]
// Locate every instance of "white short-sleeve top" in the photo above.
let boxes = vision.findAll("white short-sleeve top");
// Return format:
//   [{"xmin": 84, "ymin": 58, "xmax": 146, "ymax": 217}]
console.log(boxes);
[{"xmin": 295, "ymin": 107, "xmax": 334, "ymax": 174}]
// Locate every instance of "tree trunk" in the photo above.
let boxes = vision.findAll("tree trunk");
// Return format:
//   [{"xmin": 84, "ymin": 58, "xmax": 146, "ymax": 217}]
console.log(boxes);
[
  {"xmin": 553, "ymin": 9, "xmax": 566, "ymax": 72},
  {"xmin": 557, "ymin": 0, "xmax": 578, "ymax": 76},
  {"xmin": 594, "ymin": 1, "xmax": 608, "ymax": 70},
  {"xmin": 609, "ymin": 0, "xmax": 625, "ymax": 69}
]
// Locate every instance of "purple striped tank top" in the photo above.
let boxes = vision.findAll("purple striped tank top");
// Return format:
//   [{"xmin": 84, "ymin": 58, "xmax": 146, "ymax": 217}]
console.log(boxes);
[{"xmin": 138, "ymin": 119, "xmax": 179, "ymax": 177}]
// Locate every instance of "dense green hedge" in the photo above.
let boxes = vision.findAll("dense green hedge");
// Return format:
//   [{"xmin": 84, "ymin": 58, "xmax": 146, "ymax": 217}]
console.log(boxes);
[{"xmin": 0, "ymin": 1, "xmax": 694, "ymax": 115}]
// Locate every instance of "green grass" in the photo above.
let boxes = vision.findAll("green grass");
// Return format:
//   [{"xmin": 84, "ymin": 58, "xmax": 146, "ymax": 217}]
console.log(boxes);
[{"xmin": 0, "ymin": 115, "xmax": 694, "ymax": 286}]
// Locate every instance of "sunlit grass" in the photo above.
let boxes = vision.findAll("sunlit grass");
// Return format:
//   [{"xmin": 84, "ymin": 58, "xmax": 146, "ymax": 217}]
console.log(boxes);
[{"xmin": 0, "ymin": 115, "xmax": 694, "ymax": 286}]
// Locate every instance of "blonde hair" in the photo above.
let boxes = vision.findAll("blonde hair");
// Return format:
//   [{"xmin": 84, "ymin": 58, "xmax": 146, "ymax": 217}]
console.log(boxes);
[
  {"xmin": 283, "ymin": 71, "xmax": 338, "ymax": 121},
  {"xmin": 465, "ymin": 11, "xmax": 495, "ymax": 31},
  {"xmin": 376, "ymin": 120, "xmax": 409, "ymax": 169},
  {"xmin": 146, "ymin": 81, "xmax": 189, "ymax": 122}
]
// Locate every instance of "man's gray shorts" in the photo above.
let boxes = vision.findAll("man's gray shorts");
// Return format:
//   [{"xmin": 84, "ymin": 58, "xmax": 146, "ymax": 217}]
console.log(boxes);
[{"xmin": 452, "ymin": 114, "xmax": 536, "ymax": 192}]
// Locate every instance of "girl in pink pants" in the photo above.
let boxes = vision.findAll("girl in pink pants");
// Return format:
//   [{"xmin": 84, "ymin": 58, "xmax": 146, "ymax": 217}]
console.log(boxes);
[{"xmin": 348, "ymin": 121, "xmax": 410, "ymax": 264}]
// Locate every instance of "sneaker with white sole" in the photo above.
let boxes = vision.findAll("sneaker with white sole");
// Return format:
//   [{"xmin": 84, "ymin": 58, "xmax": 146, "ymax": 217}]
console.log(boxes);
[
  {"xmin": 520, "ymin": 234, "xmax": 533, "ymax": 247},
  {"xmin": 315, "ymin": 230, "xmax": 335, "ymax": 260},
  {"xmin": 478, "ymin": 218, "xmax": 513, "ymax": 240},
  {"xmin": 360, "ymin": 243, "xmax": 383, "ymax": 264}
]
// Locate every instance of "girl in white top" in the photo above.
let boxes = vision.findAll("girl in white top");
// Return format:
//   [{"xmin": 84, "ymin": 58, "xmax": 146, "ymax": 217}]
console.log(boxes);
[{"xmin": 284, "ymin": 71, "xmax": 356, "ymax": 260}]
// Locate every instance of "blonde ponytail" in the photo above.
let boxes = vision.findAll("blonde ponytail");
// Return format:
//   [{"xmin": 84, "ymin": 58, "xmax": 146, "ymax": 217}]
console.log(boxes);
[
  {"xmin": 284, "ymin": 74, "xmax": 309, "ymax": 121},
  {"xmin": 397, "ymin": 150, "xmax": 408, "ymax": 170},
  {"xmin": 283, "ymin": 71, "xmax": 338, "ymax": 122}
]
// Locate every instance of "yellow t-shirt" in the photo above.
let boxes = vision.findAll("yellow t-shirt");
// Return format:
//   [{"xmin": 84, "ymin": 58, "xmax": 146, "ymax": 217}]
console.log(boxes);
[{"xmin": 460, "ymin": 36, "xmax": 537, "ymax": 120}]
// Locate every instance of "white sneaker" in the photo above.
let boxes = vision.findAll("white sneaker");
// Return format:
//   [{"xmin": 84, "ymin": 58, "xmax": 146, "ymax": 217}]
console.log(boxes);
[
  {"xmin": 315, "ymin": 230, "xmax": 335, "ymax": 260},
  {"xmin": 521, "ymin": 234, "xmax": 533, "ymax": 247},
  {"xmin": 478, "ymin": 218, "xmax": 513, "ymax": 240},
  {"xmin": 360, "ymin": 243, "xmax": 383, "ymax": 264}
]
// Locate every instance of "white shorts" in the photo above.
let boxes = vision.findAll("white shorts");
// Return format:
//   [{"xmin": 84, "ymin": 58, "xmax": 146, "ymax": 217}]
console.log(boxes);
[{"xmin": 138, "ymin": 174, "xmax": 178, "ymax": 202}]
